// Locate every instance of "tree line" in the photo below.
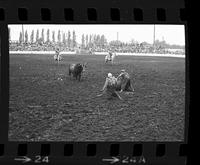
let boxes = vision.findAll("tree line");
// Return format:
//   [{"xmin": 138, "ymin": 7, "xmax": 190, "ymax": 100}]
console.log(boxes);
[
  {"xmin": 81, "ymin": 34, "xmax": 107, "ymax": 49},
  {"xmin": 11, "ymin": 28, "xmax": 108, "ymax": 49},
  {"xmin": 16, "ymin": 29, "xmax": 77, "ymax": 48}
]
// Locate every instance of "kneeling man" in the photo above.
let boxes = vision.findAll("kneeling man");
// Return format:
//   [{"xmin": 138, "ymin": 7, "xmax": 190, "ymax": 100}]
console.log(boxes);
[
  {"xmin": 97, "ymin": 73, "xmax": 123, "ymax": 100},
  {"xmin": 117, "ymin": 69, "xmax": 134, "ymax": 93}
]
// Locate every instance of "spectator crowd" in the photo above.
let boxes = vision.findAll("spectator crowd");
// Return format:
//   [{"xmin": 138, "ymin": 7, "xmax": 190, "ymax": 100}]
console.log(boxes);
[{"xmin": 9, "ymin": 42, "xmax": 185, "ymax": 55}]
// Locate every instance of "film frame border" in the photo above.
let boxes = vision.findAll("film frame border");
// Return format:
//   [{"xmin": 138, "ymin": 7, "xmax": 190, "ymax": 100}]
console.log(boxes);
[{"xmin": 0, "ymin": 0, "xmax": 190, "ymax": 164}]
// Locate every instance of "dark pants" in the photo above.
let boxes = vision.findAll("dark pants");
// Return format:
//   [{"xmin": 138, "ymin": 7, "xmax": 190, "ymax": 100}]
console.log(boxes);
[{"xmin": 122, "ymin": 79, "xmax": 134, "ymax": 92}]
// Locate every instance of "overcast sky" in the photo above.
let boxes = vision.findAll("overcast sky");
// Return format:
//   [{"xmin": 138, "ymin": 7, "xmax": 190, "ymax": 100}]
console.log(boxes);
[{"xmin": 8, "ymin": 24, "xmax": 185, "ymax": 45}]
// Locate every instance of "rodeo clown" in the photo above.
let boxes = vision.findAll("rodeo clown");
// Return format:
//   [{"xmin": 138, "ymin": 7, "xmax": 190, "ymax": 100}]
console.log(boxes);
[
  {"xmin": 108, "ymin": 49, "xmax": 113, "ymax": 59},
  {"xmin": 97, "ymin": 73, "xmax": 123, "ymax": 100},
  {"xmin": 54, "ymin": 47, "xmax": 62, "ymax": 61},
  {"xmin": 117, "ymin": 69, "xmax": 134, "ymax": 93}
]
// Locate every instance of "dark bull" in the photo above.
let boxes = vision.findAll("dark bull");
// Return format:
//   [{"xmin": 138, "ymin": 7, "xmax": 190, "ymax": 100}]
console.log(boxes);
[{"xmin": 69, "ymin": 63, "xmax": 87, "ymax": 81}]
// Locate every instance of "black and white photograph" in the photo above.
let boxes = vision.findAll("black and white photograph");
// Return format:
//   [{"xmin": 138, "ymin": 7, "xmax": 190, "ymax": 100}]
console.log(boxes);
[{"xmin": 8, "ymin": 24, "xmax": 185, "ymax": 141}]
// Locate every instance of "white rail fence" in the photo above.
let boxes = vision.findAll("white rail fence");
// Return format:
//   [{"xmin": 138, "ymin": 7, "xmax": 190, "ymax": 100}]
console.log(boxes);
[{"xmin": 9, "ymin": 51, "xmax": 185, "ymax": 58}]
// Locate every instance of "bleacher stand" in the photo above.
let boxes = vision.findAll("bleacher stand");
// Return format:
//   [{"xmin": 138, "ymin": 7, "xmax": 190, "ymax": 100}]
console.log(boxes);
[{"xmin": 9, "ymin": 42, "xmax": 185, "ymax": 55}]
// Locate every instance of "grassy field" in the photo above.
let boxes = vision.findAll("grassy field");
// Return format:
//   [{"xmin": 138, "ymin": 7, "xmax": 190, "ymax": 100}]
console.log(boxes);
[{"xmin": 9, "ymin": 54, "xmax": 185, "ymax": 141}]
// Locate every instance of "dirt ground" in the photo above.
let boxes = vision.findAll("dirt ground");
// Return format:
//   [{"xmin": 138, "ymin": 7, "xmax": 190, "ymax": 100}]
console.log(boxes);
[{"xmin": 8, "ymin": 54, "xmax": 185, "ymax": 141}]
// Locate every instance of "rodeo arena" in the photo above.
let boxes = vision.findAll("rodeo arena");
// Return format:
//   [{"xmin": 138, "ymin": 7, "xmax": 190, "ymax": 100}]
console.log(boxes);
[{"xmin": 9, "ymin": 25, "xmax": 185, "ymax": 141}]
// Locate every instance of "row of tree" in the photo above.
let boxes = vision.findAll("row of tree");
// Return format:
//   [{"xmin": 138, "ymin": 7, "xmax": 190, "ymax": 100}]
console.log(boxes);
[
  {"xmin": 14, "ymin": 29, "xmax": 108, "ymax": 49},
  {"xmin": 81, "ymin": 34, "xmax": 107, "ymax": 48},
  {"xmin": 17, "ymin": 29, "xmax": 77, "ymax": 48}
]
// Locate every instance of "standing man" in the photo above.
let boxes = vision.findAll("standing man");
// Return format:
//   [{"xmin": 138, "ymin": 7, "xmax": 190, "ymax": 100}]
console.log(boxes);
[
  {"xmin": 108, "ymin": 50, "xmax": 113, "ymax": 59},
  {"xmin": 54, "ymin": 47, "xmax": 59, "ymax": 60},
  {"xmin": 56, "ymin": 47, "xmax": 60, "ymax": 57},
  {"xmin": 89, "ymin": 47, "xmax": 93, "ymax": 55},
  {"xmin": 55, "ymin": 47, "xmax": 62, "ymax": 61}
]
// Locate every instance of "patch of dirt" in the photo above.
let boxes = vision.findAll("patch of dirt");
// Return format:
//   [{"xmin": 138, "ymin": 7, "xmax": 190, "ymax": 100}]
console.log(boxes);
[{"xmin": 8, "ymin": 54, "xmax": 185, "ymax": 141}]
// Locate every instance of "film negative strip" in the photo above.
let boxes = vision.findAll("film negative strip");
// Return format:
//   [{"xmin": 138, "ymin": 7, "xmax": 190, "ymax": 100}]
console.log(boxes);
[{"xmin": 0, "ymin": 0, "xmax": 191, "ymax": 164}]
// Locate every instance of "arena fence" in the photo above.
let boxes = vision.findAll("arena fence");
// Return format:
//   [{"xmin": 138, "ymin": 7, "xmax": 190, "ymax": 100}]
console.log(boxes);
[{"xmin": 9, "ymin": 51, "xmax": 185, "ymax": 58}]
